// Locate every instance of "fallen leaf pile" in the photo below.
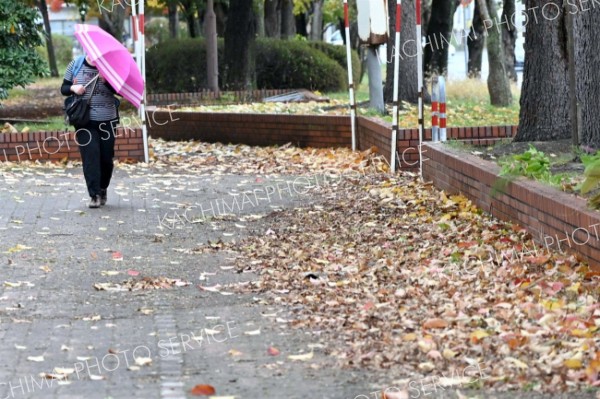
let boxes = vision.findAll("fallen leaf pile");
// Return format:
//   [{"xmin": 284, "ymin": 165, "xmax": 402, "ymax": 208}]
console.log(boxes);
[
  {"xmin": 145, "ymin": 139, "xmax": 388, "ymax": 176},
  {"xmin": 94, "ymin": 277, "xmax": 190, "ymax": 292},
  {"xmin": 218, "ymin": 170, "xmax": 599, "ymax": 392}
]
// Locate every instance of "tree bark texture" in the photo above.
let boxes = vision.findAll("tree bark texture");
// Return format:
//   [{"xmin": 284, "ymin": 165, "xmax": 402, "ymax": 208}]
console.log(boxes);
[
  {"xmin": 468, "ymin": 0, "xmax": 485, "ymax": 78},
  {"xmin": 223, "ymin": 0, "xmax": 256, "ymax": 90},
  {"xmin": 514, "ymin": 0, "xmax": 570, "ymax": 141},
  {"xmin": 384, "ymin": 0, "xmax": 420, "ymax": 104}
]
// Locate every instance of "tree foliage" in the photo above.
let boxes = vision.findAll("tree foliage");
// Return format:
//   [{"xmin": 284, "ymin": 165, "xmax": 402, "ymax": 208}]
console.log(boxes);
[{"xmin": 0, "ymin": 1, "xmax": 48, "ymax": 103}]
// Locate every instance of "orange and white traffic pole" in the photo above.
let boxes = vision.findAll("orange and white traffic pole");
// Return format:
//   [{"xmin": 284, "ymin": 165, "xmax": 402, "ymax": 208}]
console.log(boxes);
[
  {"xmin": 431, "ymin": 76, "xmax": 446, "ymax": 142},
  {"xmin": 438, "ymin": 76, "xmax": 447, "ymax": 141},
  {"xmin": 432, "ymin": 77, "xmax": 439, "ymax": 142}
]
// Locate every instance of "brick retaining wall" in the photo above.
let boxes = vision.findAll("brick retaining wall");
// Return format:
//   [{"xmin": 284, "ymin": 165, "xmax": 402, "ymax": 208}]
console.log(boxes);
[
  {"xmin": 423, "ymin": 142, "xmax": 600, "ymax": 269},
  {"xmin": 0, "ymin": 127, "xmax": 144, "ymax": 162},
  {"xmin": 148, "ymin": 111, "xmax": 352, "ymax": 148}
]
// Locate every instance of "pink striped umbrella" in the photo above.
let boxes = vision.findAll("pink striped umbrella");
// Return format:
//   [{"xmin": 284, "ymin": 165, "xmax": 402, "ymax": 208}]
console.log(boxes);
[{"xmin": 74, "ymin": 24, "xmax": 143, "ymax": 108}]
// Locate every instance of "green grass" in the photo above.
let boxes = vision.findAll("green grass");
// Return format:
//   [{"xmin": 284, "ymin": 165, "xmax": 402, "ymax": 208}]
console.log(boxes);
[
  {"xmin": 11, "ymin": 116, "xmax": 70, "ymax": 132},
  {"xmin": 325, "ymin": 77, "xmax": 521, "ymax": 127}
]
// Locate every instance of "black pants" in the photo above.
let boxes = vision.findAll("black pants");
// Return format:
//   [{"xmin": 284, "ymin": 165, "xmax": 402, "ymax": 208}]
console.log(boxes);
[{"xmin": 75, "ymin": 120, "xmax": 117, "ymax": 198}]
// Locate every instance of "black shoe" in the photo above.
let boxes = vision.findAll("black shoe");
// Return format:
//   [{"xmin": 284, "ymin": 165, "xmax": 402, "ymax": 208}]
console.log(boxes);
[
  {"xmin": 100, "ymin": 189, "xmax": 107, "ymax": 206},
  {"xmin": 89, "ymin": 195, "xmax": 101, "ymax": 209}
]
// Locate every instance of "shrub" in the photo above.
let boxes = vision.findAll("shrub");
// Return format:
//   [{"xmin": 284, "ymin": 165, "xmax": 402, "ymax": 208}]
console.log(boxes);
[
  {"xmin": 307, "ymin": 41, "xmax": 360, "ymax": 87},
  {"xmin": 255, "ymin": 38, "xmax": 346, "ymax": 92},
  {"xmin": 36, "ymin": 34, "xmax": 74, "ymax": 69},
  {"xmin": 146, "ymin": 38, "xmax": 225, "ymax": 93},
  {"xmin": 146, "ymin": 38, "xmax": 349, "ymax": 93}
]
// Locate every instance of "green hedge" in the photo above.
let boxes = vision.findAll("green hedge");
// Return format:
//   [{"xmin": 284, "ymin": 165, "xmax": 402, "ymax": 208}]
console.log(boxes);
[
  {"xmin": 36, "ymin": 34, "xmax": 73, "ymax": 70},
  {"xmin": 307, "ymin": 41, "xmax": 360, "ymax": 88},
  {"xmin": 146, "ymin": 38, "xmax": 360, "ymax": 93},
  {"xmin": 146, "ymin": 38, "xmax": 220, "ymax": 93}
]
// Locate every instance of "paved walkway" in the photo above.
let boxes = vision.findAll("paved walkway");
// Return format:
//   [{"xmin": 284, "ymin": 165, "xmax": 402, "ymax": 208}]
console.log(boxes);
[{"xmin": 0, "ymin": 165, "xmax": 369, "ymax": 399}]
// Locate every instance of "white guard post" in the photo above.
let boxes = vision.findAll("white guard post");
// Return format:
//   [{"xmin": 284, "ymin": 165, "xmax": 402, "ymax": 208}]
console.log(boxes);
[
  {"xmin": 416, "ymin": 0, "xmax": 424, "ymax": 178},
  {"xmin": 343, "ymin": 0, "xmax": 357, "ymax": 151},
  {"xmin": 431, "ymin": 76, "xmax": 439, "ymax": 142},
  {"xmin": 131, "ymin": 0, "xmax": 149, "ymax": 163},
  {"xmin": 391, "ymin": 0, "xmax": 402, "ymax": 172},
  {"xmin": 431, "ymin": 76, "xmax": 446, "ymax": 142},
  {"xmin": 438, "ymin": 76, "xmax": 446, "ymax": 141}
]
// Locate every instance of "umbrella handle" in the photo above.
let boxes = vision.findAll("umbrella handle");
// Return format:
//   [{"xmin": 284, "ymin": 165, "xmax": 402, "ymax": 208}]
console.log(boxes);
[{"xmin": 83, "ymin": 74, "xmax": 99, "ymax": 89}]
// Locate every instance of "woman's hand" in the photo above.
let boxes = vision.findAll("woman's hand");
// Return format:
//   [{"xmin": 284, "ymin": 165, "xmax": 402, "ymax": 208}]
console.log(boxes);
[{"xmin": 70, "ymin": 84, "xmax": 86, "ymax": 95}]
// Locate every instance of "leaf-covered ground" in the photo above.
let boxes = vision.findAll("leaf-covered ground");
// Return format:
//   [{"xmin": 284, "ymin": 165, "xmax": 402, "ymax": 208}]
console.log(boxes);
[{"xmin": 144, "ymin": 140, "xmax": 599, "ymax": 394}]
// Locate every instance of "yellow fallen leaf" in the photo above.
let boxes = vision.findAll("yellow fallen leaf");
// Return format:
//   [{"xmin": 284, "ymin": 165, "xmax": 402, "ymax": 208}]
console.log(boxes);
[
  {"xmin": 403, "ymin": 333, "xmax": 417, "ymax": 341},
  {"xmin": 442, "ymin": 348, "xmax": 457, "ymax": 359},
  {"xmin": 505, "ymin": 357, "xmax": 528, "ymax": 369},
  {"xmin": 571, "ymin": 329, "xmax": 593, "ymax": 338},
  {"xmin": 228, "ymin": 349, "xmax": 243, "ymax": 357},
  {"xmin": 564, "ymin": 358, "xmax": 583, "ymax": 369},
  {"xmin": 4, "ymin": 244, "xmax": 30, "ymax": 253},
  {"xmin": 470, "ymin": 330, "xmax": 489, "ymax": 341}
]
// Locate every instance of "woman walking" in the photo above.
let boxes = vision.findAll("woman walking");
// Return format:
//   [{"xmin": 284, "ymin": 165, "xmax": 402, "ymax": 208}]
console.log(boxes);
[{"xmin": 61, "ymin": 55, "xmax": 119, "ymax": 208}]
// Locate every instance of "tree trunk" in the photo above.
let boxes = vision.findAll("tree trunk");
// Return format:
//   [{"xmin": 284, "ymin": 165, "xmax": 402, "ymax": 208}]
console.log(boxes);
[
  {"xmin": 310, "ymin": 0, "xmax": 324, "ymax": 41},
  {"xmin": 99, "ymin": 3, "xmax": 125, "ymax": 41},
  {"xmin": 180, "ymin": 1, "xmax": 198, "ymax": 38},
  {"xmin": 423, "ymin": 0, "xmax": 458, "ymax": 78},
  {"xmin": 514, "ymin": 0, "xmax": 570, "ymax": 142},
  {"xmin": 255, "ymin": 0, "xmax": 265, "ymax": 37},
  {"xmin": 384, "ymin": 0, "xmax": 420, "ymax": 104},
  {"xmin": 296, "ymin": 13, "xmax": 309, "ymax": 37},
  {"xmin": 37, "ymin": 0, "xmax": 58, "ymax": 77},
  {"xmin": 575, "ymin": 5, "xmax": 600, "ymax": 147},
  {"xmin": 206, "ymin": 0, "xmax": 219, "ymax": 94},
  {"xmin": 264, "ymin": 0, "xmax": 280, "ymax": 38},
  {"xmin": 186, "ymin": 12, "xmax": 197, "ymax": 37},
  {"xmin": 280, "ymin": 0, "xmax": 296, "ymax": 39},
  {"xmin": 502, "ymin": 0, "xmax": 517, "ymax": 82},
  {"xmin": 422, "ymin": 0, "xmax": 433, "ymax": 36},
  {"xmin": 468, "ymin": 0, "xmax": 485, "ymax": 78},
  {"xmin": 168, "ymin": 1, "xmax": 179, "ymax": 39},
  {"xmin": 478, "ymin": 0, "xmax": 511, "ymax": 106},
  {"xmin": 215, "ymin": 2, "xmax": 227, "ymax": 36},
  {"xmin": 224, "ymin": 0, "xmax": 256, "ymax": 90}
]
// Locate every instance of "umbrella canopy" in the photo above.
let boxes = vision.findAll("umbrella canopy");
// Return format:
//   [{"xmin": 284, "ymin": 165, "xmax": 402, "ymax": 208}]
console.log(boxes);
[{"xmin": 74, "ymin": 24, "xmax": 143, "ymax": 108}]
